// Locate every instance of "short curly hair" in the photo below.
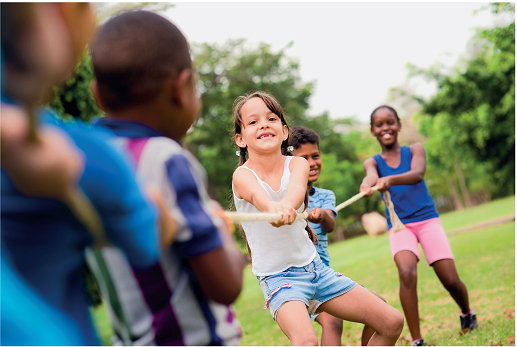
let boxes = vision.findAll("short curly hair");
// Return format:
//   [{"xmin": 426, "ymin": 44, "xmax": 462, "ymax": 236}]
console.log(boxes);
[{"xmin": 289, "ymin": 126, "xmax": 320, "ymax": 150}]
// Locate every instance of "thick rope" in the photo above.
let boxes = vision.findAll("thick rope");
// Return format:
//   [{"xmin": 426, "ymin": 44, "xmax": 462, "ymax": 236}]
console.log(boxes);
[
  {"xmin": 381, "ymin": 190, "xmax": 405, "ymax": 232},
  {"xmin": 223, "ymin": 211, "xmax": 309, "ymax": 224},
  {"xmin": 221, "ymin": 185, "xmax": 405, "ymax": 233},
  {"xmin": 335, "ymin": 186, "xmax": 379, "ymax": 211}
]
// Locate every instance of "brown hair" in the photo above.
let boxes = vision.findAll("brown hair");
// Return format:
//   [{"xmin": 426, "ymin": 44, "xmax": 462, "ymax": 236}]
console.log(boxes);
[
  {"xmin": 231, "ymin": 91, "xmax": 318, "ymax": 257},
  {"xmin": 233, "ymin": 91, "xmax": 291, "ymax": 166}
]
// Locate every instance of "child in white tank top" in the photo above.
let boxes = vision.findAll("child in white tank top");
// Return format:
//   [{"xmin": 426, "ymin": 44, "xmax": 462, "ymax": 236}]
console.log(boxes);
[{"xmin": 231, "ymin": 91, "xmax": 404, "ymax": 346}]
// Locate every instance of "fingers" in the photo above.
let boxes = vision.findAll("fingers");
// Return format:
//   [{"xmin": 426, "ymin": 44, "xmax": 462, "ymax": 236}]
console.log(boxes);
[
  {"xmin": 270, "ymin": 204, "xmax": 297, "ymax": 227},
  {"xmin": 359, "ymin": 183, "xmax": 374, "ymax": 197},
  {"xmin": 308, "ymin": 208, "xmax": 324, "ymax": 223},
  {"xmin": 376, "ymin": 178, "xmax": 390, "ymax": 192}
]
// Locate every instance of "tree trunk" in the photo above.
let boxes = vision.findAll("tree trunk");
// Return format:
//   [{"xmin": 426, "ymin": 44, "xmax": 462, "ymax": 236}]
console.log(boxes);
[
  {"xmin": 454, "ymin": 161, "xmax": 473, "ymax": 208},
  {"xmin": 447, "ymin": 177, "xmax": 464, "ymax": 211}
]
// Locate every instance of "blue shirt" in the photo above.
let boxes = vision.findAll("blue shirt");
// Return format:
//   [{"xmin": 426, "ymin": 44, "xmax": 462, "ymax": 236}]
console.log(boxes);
[
  {"xmin": 373, "ymin": 146, "xmax": 439, "ymax": 229},
  {"xmin": 308, "ymin": 186, "xmax": 338, "ymax": 266},
  {"xmin": 1, "ymin": 253, "xmax": 87, "ymax": 346},
  {"xmin": 1, "ymin": 100, "xmax": 161, "ymax": 344}
]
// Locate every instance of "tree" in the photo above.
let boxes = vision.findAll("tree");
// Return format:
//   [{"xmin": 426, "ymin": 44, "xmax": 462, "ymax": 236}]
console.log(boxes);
[
  {"xmin": 399, "ymin": 3, "xmax": 515, "ymax": 199},
  {"xmin": 186, "ymin": 39, "xmax": 315, "ymax": 205},
  {"xmin": 187, "ymin": 39, "xmax": 371, "ymax": 219},
  {"xmin": 49, "ymin": 3, "xmax": 174, "ymax": 121}
]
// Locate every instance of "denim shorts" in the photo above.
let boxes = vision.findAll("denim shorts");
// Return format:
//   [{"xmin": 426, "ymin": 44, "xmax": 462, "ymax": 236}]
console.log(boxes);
[{"xmin": 257, "ymin": 254, "xmax": 357, "ymax": 320}]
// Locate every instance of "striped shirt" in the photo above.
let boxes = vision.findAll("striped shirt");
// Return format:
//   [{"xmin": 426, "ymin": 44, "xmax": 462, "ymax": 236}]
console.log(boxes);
[{"xmin": 91, "ymin": 119, "xmax": 242, "ymax": 346}]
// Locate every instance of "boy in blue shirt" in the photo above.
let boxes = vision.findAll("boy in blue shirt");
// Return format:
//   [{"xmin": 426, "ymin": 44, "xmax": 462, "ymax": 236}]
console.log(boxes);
[{"xmin": 290, "ymin": 126, "xmax": 381, "ymax": 346}]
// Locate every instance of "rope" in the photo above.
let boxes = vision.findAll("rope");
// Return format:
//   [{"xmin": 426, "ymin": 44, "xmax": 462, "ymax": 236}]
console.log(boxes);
[
  {"xmin": 335, "ymin": 186, "xmax": 379, "ymax": 211},
  {"xmin": 381, "ymin": 190, "xmax": 405, "ymax": 232},
  {"xmin": 221, "ymin": 185, "xmax": 405, "ymax": 233},
  {"xmin": 223, "ymin": 211, "xmax": 309, "ymax": 224}
]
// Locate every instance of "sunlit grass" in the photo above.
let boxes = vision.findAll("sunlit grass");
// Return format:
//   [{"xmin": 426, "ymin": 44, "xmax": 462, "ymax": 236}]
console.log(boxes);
[{"xmin": 92, "ymin": 197, "xmax": 515, "ymax": 346}]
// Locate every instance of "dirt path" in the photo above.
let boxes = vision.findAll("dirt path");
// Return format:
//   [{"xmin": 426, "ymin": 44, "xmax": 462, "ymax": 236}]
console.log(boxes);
[{"xmin": 449, "ymin": 214, "xmax": 515, "ymax": 236}]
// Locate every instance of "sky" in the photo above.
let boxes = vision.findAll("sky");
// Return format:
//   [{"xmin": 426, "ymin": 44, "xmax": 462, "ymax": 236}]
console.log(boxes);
[{"xmin": 161, "ymin": 2, "xmax": 511, "ymax": 123}]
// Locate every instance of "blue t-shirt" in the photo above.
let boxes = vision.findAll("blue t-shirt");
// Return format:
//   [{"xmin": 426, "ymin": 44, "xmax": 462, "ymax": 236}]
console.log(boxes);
[
  {"xmin": 308, "ymin": 186, "xmax": 338, "ymax": 266},
  {"xmin": 1, "ymin": 253, "xmax": 87, "ymax": 346},
  {"xmin": 1, "ymin": 99, "xmax": 161, "ymax": 345},
  {"xmin": 373, "ymin": 146, "xmax": 439, "ymax": 229}
]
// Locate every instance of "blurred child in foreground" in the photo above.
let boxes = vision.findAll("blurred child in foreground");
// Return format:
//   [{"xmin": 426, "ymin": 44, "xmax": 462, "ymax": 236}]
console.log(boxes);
[{"xmin": 90, "ymin": 10, "xmax": 245, "ymax": 345}]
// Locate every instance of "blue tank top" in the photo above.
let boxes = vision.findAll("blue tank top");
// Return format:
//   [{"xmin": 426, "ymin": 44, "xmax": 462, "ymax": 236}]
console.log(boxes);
[{"xmin": 373, "ymin": 146, "xmax": 438, "ymax": 229}]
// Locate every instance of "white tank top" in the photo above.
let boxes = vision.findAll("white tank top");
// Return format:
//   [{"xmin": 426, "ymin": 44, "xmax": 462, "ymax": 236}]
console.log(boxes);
[{"xmin": 233, "ymin": 156, "xmax": 317, "ymax": 276}]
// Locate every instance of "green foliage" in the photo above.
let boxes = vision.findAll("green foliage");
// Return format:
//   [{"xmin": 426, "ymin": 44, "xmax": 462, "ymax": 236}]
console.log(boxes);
[
  {"xmin": 49, "ymin": 53, "xmax": 103, "ymax": 121},
  {"xmin": 50, "ymin": 2, "xmax": 177, "ymax": 121},
  {"xmin": 187, "ymin": 39, "xmax": 365, "ymax": 210},
  {"xmin": 412, "ymin": 4, "xmax": 515, "ymax": 198}
]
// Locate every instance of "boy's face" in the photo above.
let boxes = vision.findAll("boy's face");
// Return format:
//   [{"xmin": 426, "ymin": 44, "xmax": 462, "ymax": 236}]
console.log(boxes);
[{"xmin": 292, "ymin": 142, "xmax": 322, "ymax": 183}]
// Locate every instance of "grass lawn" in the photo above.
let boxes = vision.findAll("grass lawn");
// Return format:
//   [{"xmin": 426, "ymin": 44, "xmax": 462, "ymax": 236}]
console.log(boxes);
[
  {"xmin": 92, "ymin": 196, "xmax": 515, "ymax": 346},
  {"xmin": 439, "ymin": 195, "xmax": 515, "ymax": 232}
]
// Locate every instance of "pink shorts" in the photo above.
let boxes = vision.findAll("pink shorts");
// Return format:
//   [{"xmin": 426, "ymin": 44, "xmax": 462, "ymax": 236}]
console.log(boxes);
[{"xmin": 389, "ymin": 217, "xmax": 454, "ymax": 266}]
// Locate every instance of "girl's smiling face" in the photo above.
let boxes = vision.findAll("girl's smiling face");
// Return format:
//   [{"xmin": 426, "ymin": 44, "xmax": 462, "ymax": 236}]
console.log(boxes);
[
  {"xmin": 370, "ymin": 107, "xmax": 401, "ymax": 147},
  {"xmin": 235, "ymin": 97, "xmax": 288, "ymax": 154}
]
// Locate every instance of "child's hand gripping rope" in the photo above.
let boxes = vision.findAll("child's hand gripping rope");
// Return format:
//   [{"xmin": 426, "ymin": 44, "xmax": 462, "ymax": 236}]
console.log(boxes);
[
  {"xmin": 219, "ymin": 185, "xmax": 404, "ymax": 233},
  {"xmin": 335, "ymin": 186, "xmax": 404, "ymax": 232}
]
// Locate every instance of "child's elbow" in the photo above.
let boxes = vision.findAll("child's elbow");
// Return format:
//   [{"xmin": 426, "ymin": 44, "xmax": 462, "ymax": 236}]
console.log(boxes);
[
  {"xmin": 206, "ymin": 278, "xmax": 243, "ymax": 305},
  {"xmin": 415, "ymin": 171, "xmax": 425, "ymax": 182}
]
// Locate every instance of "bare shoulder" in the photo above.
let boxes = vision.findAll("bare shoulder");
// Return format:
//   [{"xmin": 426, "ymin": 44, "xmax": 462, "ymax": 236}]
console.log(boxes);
[
  {"xmin": 363, "ymin": 157, "xmax": 377, "ymax": 168},
  {"xmin": 410, "ymin": 143, "xmax": 425, "ymax": 155},
  {"xmin": 288, "ymin": 156, "xmax": 310, "ymax": 171},
  {"xmin": 232, "ymin": 165, "xmax": 254, "ymax": 182}
]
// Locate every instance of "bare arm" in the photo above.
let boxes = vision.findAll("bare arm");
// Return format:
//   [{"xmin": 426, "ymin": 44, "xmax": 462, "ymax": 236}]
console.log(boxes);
[
  {"xmin": 308, "ymin": 208, "xmax": 335, "ymax": 233},
  {"xmin": 232, "ymin": 159, "xmax": 308, "ymax": 227},
  {"xmin": 233, "ymin": 167, "xmax": 275, "ymax": 212},
  {"xmin": 376, "ymin": 143, "xmax": 426, "ymax": 191},
  {"xmin": 359, "ymin": 157, "xmax": 379, "ymax": 196},
  {"xmin": 189, "ymin": 200, "xmax": 245, "ymax": 305},
  {"xmin": 283, "ymin": 157, "xmax": 310, "ymax": 210}
]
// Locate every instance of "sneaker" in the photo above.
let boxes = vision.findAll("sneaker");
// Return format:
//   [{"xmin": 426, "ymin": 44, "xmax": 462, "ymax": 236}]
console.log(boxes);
[
  {"xmin": 411, "ymin": 339, "xmax": 427, "ymax": 346},
  {"xmin": 460, "ymin": 312, "xmax": 478, "ymax": 334}
]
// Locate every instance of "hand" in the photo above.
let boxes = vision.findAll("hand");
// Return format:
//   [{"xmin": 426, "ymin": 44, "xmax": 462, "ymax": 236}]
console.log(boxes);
[
  {"xmin": 1, "ymin": 104, "xmax": 85, "ymax": 200},
  {"xmin": 308, "ymin": 207, "xmax": 325, "ymax": 223},
  {"xmin": 359, "ymin": 183, "xmax": 375, "ymax": 197},
  {"xmin": 376, "ymin": 177, "xmax": 391, "ymax": 192},
  {"xmin": 269, "ymin": 202, "xmax": 297, "ymax": 228}
]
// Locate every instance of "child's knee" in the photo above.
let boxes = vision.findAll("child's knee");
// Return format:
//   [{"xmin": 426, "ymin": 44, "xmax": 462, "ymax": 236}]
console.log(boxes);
[
  {"xmin": 398, "ymin": 267, "xmax": 417, "ymax": 285},
  {"xmin": 385, "ymin": 309, "xmax": 404, "ymax": 338},
  {"xmin": 376, "ymin": 307, "xmax": 404, "ymax": 339},
  {"xmin": 292, "ymin": 333, "xmax": 319, "ymax": 346},
  {"xmin": 319, "ymin": 314, "xmax": 343, "ymax": 334}
]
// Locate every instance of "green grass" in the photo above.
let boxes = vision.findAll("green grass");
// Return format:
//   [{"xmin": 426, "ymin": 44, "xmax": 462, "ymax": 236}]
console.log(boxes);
[
  {"xmin": 439, "ymin": 195, "xmax": 515, "ymax": 232},
  {"xmin": 234, "ymin": 196, "xmax": 515, "ymax": 346},
  {"xmin": 92, "ymin": 196, "xmax": 515, "ymax": 346}
]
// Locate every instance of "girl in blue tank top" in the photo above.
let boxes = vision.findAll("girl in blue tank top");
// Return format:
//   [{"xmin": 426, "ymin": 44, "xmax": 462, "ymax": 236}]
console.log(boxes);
[{"xmin": 360, "ymin": 106, "xmax": 477, "ymax": 346}]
